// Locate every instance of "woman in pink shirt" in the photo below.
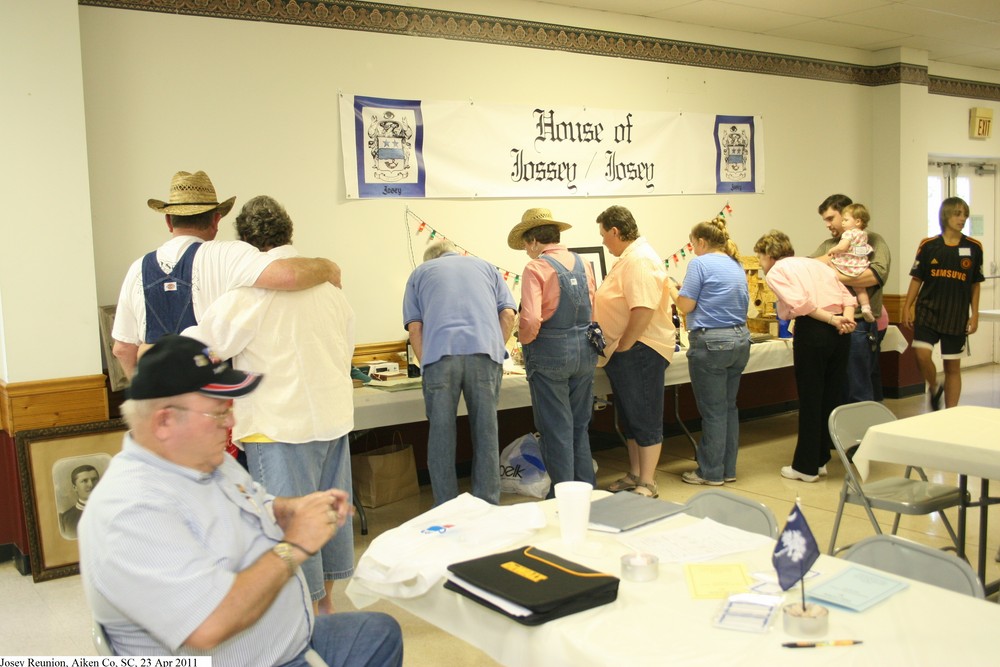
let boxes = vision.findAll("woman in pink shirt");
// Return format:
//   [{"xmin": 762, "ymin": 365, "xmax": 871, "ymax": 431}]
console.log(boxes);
[
  {"xmin": 510, "ymin": 208, "xmax": 599, "ymax": 496},
  {"xmin": 753, "ymin": 230, "xmax": 856, "ymax": 482}
]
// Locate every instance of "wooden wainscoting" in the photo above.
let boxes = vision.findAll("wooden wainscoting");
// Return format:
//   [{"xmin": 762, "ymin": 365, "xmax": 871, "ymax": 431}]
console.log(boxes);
[{"xmin": 0, "ymin": 375, "xmax": 109, "ymax": 435}]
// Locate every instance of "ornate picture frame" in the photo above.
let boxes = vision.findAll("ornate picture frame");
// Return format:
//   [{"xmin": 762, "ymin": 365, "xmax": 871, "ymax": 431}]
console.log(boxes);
[{"xmin": 15, "ymin": 419, "xmax": 127, "ymax": 582}]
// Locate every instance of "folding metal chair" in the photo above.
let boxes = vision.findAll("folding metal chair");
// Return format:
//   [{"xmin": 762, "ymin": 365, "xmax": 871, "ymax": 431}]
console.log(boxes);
[
  {"xmin": 843, "ymin": 534, "xmax": 984, "ymax": 598},
  {"xmin": 92, "ymin": 621, "xmax": 114, "ymax": 656},
  {"xmin": 683, "ymin": 488, "xmax": 778, "ymax": 538},
  {"xmin": 827, "ymin": 401, "xmax": 965, "ymax": 555}
]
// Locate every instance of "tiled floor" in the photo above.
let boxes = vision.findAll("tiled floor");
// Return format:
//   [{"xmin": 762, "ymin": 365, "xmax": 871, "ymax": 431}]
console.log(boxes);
[{"xmin": 3, "ymin": 364, "xmax": 998, "ymax": 662}]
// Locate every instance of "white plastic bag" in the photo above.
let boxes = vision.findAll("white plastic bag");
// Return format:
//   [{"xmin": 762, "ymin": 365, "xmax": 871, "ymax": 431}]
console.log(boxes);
[{"xmin": 499, "ymin": 433, "xmax": 551, "ymax": 498}]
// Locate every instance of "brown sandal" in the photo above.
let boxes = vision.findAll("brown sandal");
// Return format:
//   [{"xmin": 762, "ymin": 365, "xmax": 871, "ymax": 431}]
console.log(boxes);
[
  {"xmin": 629, "ymin": 481, "xmax": 659, "ymax": 498},
  {"xmin": 607, "ymin": 472, "xmax": 640, "ymax": 492}
]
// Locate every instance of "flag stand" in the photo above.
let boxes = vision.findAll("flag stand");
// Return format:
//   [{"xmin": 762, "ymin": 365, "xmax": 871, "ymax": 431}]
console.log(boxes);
[{"xmin": 773, "ymin": 497, "xmax": 829, "ymax": 636}]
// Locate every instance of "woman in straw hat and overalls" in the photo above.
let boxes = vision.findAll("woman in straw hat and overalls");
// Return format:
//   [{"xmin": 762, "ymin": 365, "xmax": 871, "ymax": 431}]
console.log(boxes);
[{"xmin": 509, "ymin": 209, "xmax": 599, "ymax": 496}]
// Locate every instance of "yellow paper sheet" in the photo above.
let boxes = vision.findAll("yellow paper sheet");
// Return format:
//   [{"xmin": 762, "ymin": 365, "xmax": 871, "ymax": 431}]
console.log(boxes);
[{"xmin": 684, "ymin": 563, "xmax": 752, "ymax": 599}]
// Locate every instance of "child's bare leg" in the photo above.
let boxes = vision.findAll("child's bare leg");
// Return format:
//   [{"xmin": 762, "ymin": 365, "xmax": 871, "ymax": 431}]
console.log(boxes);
[
  {"xmin": 855, "ymin": 287, "xmax": 874, "ymax": 322},
  {"xmin": 942, "ymin": 358, "xmax": 962, "ymax": 408}
]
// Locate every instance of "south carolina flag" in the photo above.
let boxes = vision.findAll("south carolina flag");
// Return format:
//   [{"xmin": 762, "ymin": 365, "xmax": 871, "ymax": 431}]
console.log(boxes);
[{"xmin": 772, "ymin": 503, "xmax": 820, "ymax": 591}]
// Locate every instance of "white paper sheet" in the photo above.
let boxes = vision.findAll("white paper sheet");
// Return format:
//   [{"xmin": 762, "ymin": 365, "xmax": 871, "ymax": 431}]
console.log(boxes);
[{"xmin": 619, "ymin": 518, "xmax": 772, "ymax": 562}]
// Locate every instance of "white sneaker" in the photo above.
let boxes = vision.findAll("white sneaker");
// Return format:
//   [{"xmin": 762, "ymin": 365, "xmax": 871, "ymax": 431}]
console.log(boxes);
[
  {"xmin": 781, "ymin": 466, "xmax": 818, "ymax": 483},
  {"xmin": 682, "ymin": 470, "xmax": 724, "ymax": 486},
  {"xmin": 818, "ymin": 465, "xmax": 828, "ymax": 476}
]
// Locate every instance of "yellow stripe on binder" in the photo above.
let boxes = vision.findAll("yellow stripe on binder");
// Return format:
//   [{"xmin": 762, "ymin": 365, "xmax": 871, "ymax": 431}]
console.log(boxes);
[
  {"xmin": 522, "ymin": 546, "xmax": 615, "ymax": 579},
  {"xmin": 501, "ymin": 560, "xmax": 548, "ymax": 582}
]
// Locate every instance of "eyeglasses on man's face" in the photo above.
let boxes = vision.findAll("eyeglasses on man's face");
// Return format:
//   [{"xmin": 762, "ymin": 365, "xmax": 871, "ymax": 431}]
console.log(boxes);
[{"xmin": 166, "ymin": 404, "xmax": 234, "ymax": 425}]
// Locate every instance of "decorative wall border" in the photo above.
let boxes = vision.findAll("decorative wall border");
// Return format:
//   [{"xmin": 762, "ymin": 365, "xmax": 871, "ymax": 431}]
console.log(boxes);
[
  {"xmin": 79, "ymin": 0, "xmax": 999, "ymax": 100},
  {"xmin": 929, "ymin": 76, "xmax": 1000, "ymax": 102}
]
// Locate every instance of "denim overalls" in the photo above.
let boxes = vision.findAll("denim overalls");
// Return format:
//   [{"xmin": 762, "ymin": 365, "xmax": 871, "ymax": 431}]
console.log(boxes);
[
  {"xmin": 523, "ymin": 254, "xmax": 598, "ymax": 494},
  {"xmin": 142, "ymin": 242, "xmax": 200, "ymax": 342}
]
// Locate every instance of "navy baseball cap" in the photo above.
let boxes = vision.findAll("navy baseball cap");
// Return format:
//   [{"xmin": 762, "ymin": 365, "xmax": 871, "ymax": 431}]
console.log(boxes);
[{"xmin": 126, "ymin": 335, "xmax": 263, "ymax": 400}]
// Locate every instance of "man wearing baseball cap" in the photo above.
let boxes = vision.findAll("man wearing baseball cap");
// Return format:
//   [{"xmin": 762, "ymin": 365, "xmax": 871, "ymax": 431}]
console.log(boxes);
[
  {"xmin": 78, "ymin": 335, "xmax": 402, "ymax": 666},
  {"xmin": 112, "ymin": 169, "xmax": 344, "ymax": 378}
]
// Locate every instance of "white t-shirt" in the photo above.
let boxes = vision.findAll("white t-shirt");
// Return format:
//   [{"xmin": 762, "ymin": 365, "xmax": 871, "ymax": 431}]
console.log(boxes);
[{"xmin": 112, "ymin": 235, "xmax": 275, "ymax": 345}]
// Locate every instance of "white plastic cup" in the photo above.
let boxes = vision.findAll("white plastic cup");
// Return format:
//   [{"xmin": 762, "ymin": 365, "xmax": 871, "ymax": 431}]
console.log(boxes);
[{"xmin": 554, "ymin": 481, "xmax": 593, "ymax": 546}]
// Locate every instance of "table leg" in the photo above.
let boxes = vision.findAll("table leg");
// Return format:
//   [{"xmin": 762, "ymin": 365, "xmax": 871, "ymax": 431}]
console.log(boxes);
[
  {"xmin": 673, "ymin": 385, "xmax": 697, "ymax": 458},
  {"xmin": 354, "ymin": 484, "xmax": 369, "ymax": 536},
  {"xmin": 957, "ymin": 474, "xmax": 968, "ymax": 561},
  {"xmin": 978, "ymin": 478, "xmax": 989, "ymax": 583}
]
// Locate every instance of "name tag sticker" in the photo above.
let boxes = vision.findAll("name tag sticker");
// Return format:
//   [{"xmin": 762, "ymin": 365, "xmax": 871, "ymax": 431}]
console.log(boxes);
[
  {"xmin": 164, "ymin": 282, "xmax": 178, "ymax": 292},
  {"xmin": 570, "ymin": 278, "xmax": 578, "ymax": 285},
  {"xmin": 959, "ymin": 247, "xmax": 971, "ymax": 257}
]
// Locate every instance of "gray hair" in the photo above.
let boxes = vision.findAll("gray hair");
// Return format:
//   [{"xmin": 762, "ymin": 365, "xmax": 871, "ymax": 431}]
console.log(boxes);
[
  {"xmin": 235, "ymin": 195, "xmax": 293, "ymax": 250},
  {"xmin": 119, "ymin": 398, "xmax": 172, "ymax": 430},
  {"xmin": 423, "ymin": 240, "xmax": 457, "ymax": 262}
]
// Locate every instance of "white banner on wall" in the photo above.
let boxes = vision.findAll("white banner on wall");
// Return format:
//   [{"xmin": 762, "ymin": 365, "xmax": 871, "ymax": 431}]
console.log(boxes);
[{"xmin": 340, "ymin": 94, "xmax": 763, "ymax": 199}]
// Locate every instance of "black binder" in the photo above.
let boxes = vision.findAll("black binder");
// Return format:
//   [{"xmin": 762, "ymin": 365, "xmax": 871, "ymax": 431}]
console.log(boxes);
[{"xmin": 444, "ymin": 546, "xmax": 620, "ymax": 625}]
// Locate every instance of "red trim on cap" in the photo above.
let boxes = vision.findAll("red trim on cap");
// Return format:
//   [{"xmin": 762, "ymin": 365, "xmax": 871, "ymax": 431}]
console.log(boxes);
[{"xmin": 202, "ymin": 375, "xmax": 260, "ymax": 392}]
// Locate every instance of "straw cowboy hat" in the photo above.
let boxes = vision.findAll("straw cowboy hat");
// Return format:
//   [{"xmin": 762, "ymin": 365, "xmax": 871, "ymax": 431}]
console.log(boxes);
[
  {"xmin": 507, "ymin": 208, "xmax": 572, "ymax": 250},
  {"xmin": 147, "ymin": 170, "xmax": 236, "ymax": 217}
]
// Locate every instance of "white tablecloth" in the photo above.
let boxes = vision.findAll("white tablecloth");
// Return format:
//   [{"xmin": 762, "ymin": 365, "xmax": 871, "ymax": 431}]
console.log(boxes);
[
  {"xmin": 352, "ymin": 339, "xmax": 795, "ymax": 431},
  {"xmin": 347, "ymin": 493, "xmax": 1000, "ymax": 667},
  {"xmin": 853, "ymin": 406, "xmax": 1000, "ymax": 482}
]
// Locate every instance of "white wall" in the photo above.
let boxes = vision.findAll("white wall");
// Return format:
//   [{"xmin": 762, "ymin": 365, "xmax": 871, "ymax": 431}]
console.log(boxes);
[
  {"xmin": 78, "ymin": 4, "xmax": 998, "ymax": 347},
  {"xmin": 0, "ymin": 0, "xmax": 100, "ymax": 382}
]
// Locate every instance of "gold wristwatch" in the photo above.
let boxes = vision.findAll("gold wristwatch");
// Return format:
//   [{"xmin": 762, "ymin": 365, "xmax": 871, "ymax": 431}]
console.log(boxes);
[{"xmin": 273, "ymin": 541, "xmax": 297, "ymax": 575}]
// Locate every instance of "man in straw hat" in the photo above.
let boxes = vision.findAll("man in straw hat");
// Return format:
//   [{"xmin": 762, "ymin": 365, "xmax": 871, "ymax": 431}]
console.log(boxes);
[
  {"xmin": 112, "ymin": 170, "xmax": 343, "ymax": 378},
  {"xmin": 78, "ymin": 334, "xmax": 403, "ymax": 666},
  {"xmin": 508, "ymin": 208, "xmax": 598, "ymax": 496},
  {"xmin": 403, "ymin": 240, "xmax": 516, "ymax": 506}
]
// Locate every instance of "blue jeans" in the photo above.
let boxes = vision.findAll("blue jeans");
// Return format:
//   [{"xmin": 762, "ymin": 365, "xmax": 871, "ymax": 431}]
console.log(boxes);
[
  {"xmin": 687, "ymin": 326, "xmax": 750, "ymax": 482},
  {"xmin": 281, "ymin": 612, "xmax": 403, "ymax": 667},
  {"xmin": 245, "ymin": 436, "xmax": 354, "ymax": 601},
  {"xmin": 603, "ymin": 342, "xmax": 669, "ymax": 446},
  {"xmin": 422, "ymin": 354, "xmax": 503, "ymax": 505},
  {"xmin": 525, "ymin": 329, "xmax": 598, "ymax": 496},
  {"xmin": 845, "ymin": 320, "xmax": 884, "ymax": 402}
]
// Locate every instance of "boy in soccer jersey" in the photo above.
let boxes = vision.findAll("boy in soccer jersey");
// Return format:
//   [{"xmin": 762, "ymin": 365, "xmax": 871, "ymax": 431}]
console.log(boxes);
[{"xmin": 902, "ymin": 197, "xmax": 984, "ymax": 410}]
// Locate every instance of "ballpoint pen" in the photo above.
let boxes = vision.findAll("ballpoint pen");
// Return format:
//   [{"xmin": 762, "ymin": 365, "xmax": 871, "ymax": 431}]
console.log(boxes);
[{"xmin": 782, "ymin": 640, "xmax": 863, "ymax": 648}]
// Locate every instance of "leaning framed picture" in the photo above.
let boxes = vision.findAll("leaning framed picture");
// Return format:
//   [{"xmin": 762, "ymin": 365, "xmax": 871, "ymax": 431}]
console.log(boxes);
[
  {"xmin": 569, "ymin": 246, "xmax": 608, "ymax": 288},
  {"xmin": 15, "ymin": 419, "xmax": 127, "ymax": 582},
  {"xmin": 98, "ymin": 305, "xmax": 128, "ymax": 392}
]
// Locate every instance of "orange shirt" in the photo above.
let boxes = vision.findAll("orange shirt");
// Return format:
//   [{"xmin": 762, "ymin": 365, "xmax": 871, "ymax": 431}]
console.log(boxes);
[{"xmin": 593, "ymin": 237, "xmax": 675, "ymax": 367}]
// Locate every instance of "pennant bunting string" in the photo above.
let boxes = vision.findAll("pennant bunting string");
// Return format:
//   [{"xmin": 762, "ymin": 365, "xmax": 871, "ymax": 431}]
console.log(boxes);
[{"xmin": 405, "ymin": 203, "xmax": 733, "ymax": 288}]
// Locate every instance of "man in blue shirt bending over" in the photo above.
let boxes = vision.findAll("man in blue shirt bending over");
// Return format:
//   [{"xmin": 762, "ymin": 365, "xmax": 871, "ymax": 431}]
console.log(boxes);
[{"xmin": 403, "ymin": 241, "xmax": 517, "ymax": 506}]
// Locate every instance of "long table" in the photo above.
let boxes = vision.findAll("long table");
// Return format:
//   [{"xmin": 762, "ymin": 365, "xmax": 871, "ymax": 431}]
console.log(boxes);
[
  {"xmin": 352, "ymin": 339, "xmax": 795, "ymax": 430},
  {"xmin": 346, "ymin": 493, "xmax": 1000, "ymax": 666},
  {"xmin": 853, "ymin": 406, "xmax": 1000, "ymax": 592}
]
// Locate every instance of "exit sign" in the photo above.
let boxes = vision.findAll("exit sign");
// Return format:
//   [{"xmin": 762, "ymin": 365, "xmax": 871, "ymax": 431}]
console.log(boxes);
[{"xmin": 970, "ymin": 107, "xmax": 993, "ymax": 139}]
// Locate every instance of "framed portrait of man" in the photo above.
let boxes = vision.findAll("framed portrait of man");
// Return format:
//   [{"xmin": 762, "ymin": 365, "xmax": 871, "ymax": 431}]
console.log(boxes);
[{"xmin": 15, "ymin": 419, "xmax": 126, "ymax": 581}]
